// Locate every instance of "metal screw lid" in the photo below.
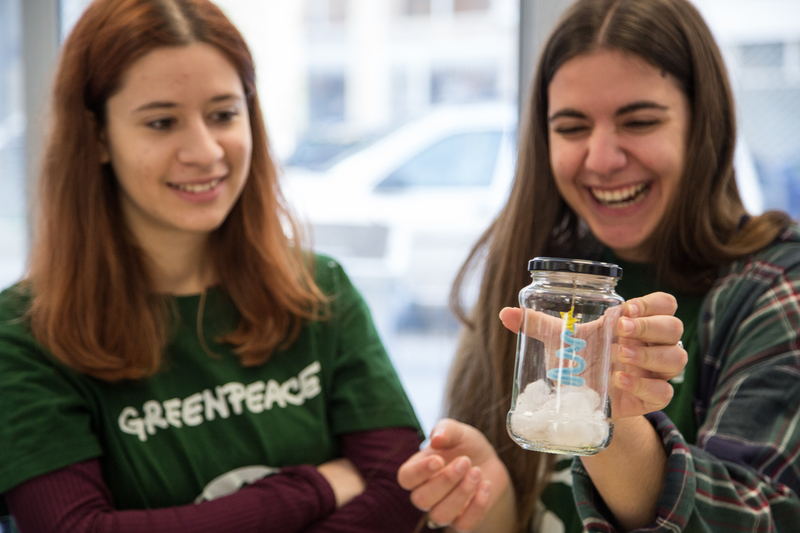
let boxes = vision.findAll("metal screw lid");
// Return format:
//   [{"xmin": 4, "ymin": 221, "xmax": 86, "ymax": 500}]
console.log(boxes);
[{"xmin": 527, "ymin": 257, "xmax": 622, "ymax": 279}]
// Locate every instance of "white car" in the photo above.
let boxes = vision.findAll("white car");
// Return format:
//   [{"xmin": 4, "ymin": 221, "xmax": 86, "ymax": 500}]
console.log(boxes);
[{"xmin": 281, "ymin": 103, "xmax": 518, "ymax": 330}]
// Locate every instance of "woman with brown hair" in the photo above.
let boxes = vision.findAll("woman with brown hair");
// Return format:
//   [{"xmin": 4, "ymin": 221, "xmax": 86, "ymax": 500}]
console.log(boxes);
[
  {"xmin": 399, "ymin": 0, "xmax": 800, "ymax": 531},
  {"xmin": 0, "ymin": 0, "xmax": 424, "ymax": 531}
]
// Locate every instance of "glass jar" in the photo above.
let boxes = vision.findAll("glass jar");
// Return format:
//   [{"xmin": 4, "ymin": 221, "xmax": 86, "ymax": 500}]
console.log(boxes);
[{"xmin": 506, "ymin": 257, "xmax": 624, "ymax": 455}]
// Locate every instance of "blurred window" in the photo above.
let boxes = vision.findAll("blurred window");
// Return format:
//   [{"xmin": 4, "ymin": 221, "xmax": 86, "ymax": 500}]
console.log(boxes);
[
  {"xmin": 309, "ymin": 71, "xmax": 346, "ymax": 123},
  {"xmin": 739, "ymin": 43, "xmax": 783, "ymax": 68},
  {"xmin": 728, "ymin": 38, "xmax": 800, "ymax": 218},
  {"xmin": 61, "ymin": 0, "xmax": 93, "ymax": 38},
  {"xmin": 454, "ymin": 0, "xmax": 490, "ymax": 12},
  {"xmin": 0, "ymin": 0, "xmax": 25, "ymax": 290},
  {"xmin": 688, "ymin": 1, "xmax": 800, "ymax": 219},
  {"xmin": 377, "ymin": 131, "xmax": 502, "ymax": 189},
  {"xmin": 431, "ymin": 67, "xmax": 498, "ymax": 103},
  {"xmin": 399, "ymin": 0, "xmax": 431, "ymax": 16},
  {"xmin": 286, "ymin": 133, "xmax": 379, "ymax": 171},
  {"xmin": 306, "ymin": 0, "xmax": 347, "ymax": 24}
]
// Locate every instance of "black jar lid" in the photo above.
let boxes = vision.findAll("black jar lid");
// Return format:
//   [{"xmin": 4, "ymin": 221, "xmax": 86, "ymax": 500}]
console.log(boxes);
[{"xmin": 528, "ymin": 257, "xmax": 622, "ymax": 279}]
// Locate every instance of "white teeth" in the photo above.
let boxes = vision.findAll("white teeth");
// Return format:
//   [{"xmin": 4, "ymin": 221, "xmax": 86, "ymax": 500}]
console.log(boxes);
[
  {"xmin": 590, "ymin": 182, "xmax": 648, "ymax": 208},
  {"xmin": 171, "ymin": 177, "xmax": 222, "ymax": 193}
]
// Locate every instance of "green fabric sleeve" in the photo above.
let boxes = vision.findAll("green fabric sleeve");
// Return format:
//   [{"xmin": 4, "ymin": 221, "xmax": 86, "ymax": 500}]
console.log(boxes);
[
  {"xmin": 315, "ymin": 257, "xmax": 422, "ymax": 437},
  {"xmin": 0, "ymin": 287, "xmax": 103, "ymax": 494}
]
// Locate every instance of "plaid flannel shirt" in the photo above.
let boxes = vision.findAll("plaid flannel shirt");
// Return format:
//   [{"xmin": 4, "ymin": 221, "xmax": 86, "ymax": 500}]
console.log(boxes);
[{"xmin": 572, "ymin": 225, "xmax": 800, "ymax": 532}]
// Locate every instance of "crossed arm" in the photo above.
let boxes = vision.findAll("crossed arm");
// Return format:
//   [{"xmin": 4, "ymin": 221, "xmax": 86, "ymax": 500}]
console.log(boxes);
[{"xmin": 6, "ymin": 426, "xmax": 423, "ymax": 533}]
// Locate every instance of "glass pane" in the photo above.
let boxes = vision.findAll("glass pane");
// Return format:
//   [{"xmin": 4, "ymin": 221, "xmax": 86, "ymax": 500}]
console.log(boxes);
[
  {"xmin": 454, "ymin": 0, "xmax": 490, "ymax": 12},
  {"xmin": 739, "ymin": 42, "xmax": 783, "ymax": 68},
  {"xmin": 431, "ymin": 66, "xmax": 499, "ymax": 103},
  {"xmin": 695, "ymin": 0, "xmax": 800, "ymax": 218},
  {"xmin": 399, "ymin": 0, "xmax": 431, "ymax": 16},
  {"xmin": 0, "ymin": 0, "xmax": 25, "ymax": 289},
  {"xmin": 379, "ymin": 131, "xmax": 502, "ymax": 188},
  {"xmin": 61, "ymin": 0, "xmax": 93, "ymax": 39}
]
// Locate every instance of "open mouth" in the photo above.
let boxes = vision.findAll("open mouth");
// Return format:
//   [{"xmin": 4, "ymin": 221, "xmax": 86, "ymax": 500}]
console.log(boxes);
[
  {"xmin": 589, "ymin": 182, "xmax": 650, "ymax": 208},
  {"xmin": 168, "ymin": 177, "xmax": 224, "ymax": 193}
]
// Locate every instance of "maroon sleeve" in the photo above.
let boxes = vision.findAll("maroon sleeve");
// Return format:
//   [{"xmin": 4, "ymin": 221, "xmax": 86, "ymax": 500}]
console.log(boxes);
[
  {"xmin": 303, "ymin": 426, "xmax": 429, "ymax": 533},
  {"xmin": 5, "ymin": 459, "xmax": 336, "ymax": 533},
  {"xmin": 5, "ymin": 426, "xmax": 426, "ymax": 533}
]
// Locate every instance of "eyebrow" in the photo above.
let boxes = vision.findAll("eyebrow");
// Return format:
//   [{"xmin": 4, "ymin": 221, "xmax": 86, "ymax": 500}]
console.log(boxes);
[
  {"xmin": 548, "ymin": 101, "xmax": 669, "ymax": 122},
  {"xmin": 134, "ymin": 93, "xmax": 242, "ymax": 113}
]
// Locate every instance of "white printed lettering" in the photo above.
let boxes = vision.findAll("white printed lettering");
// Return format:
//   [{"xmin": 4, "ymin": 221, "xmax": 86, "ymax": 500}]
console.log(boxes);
[
  {"xmin": 203, "ymin": 387, "xmax": 230, "ymax": 421},
  {"xmin": 245, "ymin": 381, "xmax": 265, "ymax": 414},
  {"xmin": 164, "ymin": 398, "xmax": 183, "ymax": 428},
  {"xmin": 223, "ymin": 382, "xmax": 246, "ymax": 415},
  {"xmin": 118, "ymin": 361, "xmax": 325, "ymax": 441},
  {"xmin": 143, "ymin": 400, "xmax": 169, "ymax": 435},
  {"xmin": 299, "ymin": 361, "xmax": 322, "ymax": 399},
  {"xmin": 119, "ymin": 407, "xmax": 147, "ymax": 442},
  {"xmin": 182, "ymin": 393, "xmax": 204, "ymax": 426},
  {"xmin": 282, "ymin": 377, "xmax": 304, "ymax": 406},
  {"xmin": 264, "ymin": 379, "xmax": 285, "ymax": 410}
]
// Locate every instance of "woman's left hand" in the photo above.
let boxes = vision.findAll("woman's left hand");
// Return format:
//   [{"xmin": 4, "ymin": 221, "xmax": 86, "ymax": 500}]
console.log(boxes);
[
  {"xmin": 499, "ymin": 291, "xmax": 686, "ymax": 419},
  {"xmin": 609, "ymin": 291, "xmax": 686, "ymax": 417}
]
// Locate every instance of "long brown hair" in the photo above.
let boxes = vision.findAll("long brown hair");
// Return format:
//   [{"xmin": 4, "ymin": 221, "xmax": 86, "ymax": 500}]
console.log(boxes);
[
  {"xmin": 447, "ymin": 0, "xmax": 791, "ymax": 530},
  {"xmin": 26, "ymin": 0, "xmax": 325, "ymax": 381}
]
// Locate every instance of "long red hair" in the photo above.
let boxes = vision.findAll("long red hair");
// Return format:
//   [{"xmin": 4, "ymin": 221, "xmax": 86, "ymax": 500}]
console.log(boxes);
[{"xmin": 27, "ymin": 0, "xmax": 325, "ymax": 381}]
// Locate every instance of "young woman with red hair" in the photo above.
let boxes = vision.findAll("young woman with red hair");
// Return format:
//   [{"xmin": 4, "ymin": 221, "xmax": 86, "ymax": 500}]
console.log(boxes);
[{"xmin": 0, "ymin": 1, "xmax": 424, "ymax": 531}]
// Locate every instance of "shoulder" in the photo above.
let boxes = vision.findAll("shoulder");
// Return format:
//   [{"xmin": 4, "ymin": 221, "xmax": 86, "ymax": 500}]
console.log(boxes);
[
  {"xmin": 0, "ymin": 282, "xmax": 33, "ymax": 329},
  {"xmin": 714, "ymin": 224, "xmax": 800, "ymax": 294},
  {"xmin": 309, "ymin": 253, "xmax": 353, "ymax": 297},
  {"xmin": 700, "ymin": 224, "xmax": 800, "ymax": 362},
  {"xmin": 701, "ymin": 225, "xmax": 800, "ymax": 352},
  {"xmin": 0, "ymin": 284, "xmax": 63, "ymax": 382}
]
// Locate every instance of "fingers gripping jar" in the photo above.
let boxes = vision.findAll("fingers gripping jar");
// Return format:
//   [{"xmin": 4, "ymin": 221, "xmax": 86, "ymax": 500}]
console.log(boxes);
[{"xmin": 507, "ymin": 258, "xmax": 624, "ymax": 455}]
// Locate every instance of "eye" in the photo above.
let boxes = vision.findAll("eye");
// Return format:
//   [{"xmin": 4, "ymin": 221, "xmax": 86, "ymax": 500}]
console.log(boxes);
[
  {"xmin": 624, "ymin": 119, "xmax": 660, "ymax": 132},
  {"xmin": 211, "ymin": 109, "xmax": 239, "ymax": 123},
  {"xmin": 552, "ymin": 123, "xmax": 590, "ymax": 137},
  {"xmin": 146, "ymin": 117, "xmax": 176, "ymax": 131}
]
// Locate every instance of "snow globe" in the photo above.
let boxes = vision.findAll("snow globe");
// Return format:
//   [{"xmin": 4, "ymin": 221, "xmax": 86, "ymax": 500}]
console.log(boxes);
[{"xmin": 507, "ymin": 257, "xmax": 624, "ymax": 455}]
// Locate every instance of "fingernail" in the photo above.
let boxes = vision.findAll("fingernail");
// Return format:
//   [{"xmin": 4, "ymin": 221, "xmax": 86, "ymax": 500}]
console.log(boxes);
[
  {"xmin": 619, "ymin": 318, "xmax": 634, "ymax": 334},
  {"xmin": 618, "ymin": 345, "xmax": 635, "ymax": 363},
  {"xmin": 467, "ymin": 467, "xmax": 481, "ymax": 483},
  {"xmin": 627, "ymin": 302, "xmax": 640, "ymax": 317},
  {"xmin": 428, "ymin": 457, "xmax": 440, "ymax": 471},
  {"xmin": 480, "ymin": 480, "xmax": 492, "ymax": 494},
  {"xmin": 617, "ymin": 372, "xmax": 631, "ymax": 388},
  {"xmin": 454, "ymin": 457, "xmax": 469, "ymax": 474}
]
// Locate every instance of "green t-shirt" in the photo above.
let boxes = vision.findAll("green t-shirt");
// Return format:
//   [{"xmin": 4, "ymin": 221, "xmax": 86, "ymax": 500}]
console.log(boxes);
[
  {"xmin": 536, "ymin": 254, "xmax": 705, "ymax": 533},
  {"xmin": 0, "ymin": 256, "xmax": 420, "ymax": 510}
]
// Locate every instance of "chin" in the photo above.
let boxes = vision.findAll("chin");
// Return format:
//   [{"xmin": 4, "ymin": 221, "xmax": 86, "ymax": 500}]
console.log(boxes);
[
  {"xmin": 176, "ymin": 219, "xmax": 230, "ymax": 235},
  {"xmin": 595, "ymin": 233, "xmax": 649, "ymax": 259}
]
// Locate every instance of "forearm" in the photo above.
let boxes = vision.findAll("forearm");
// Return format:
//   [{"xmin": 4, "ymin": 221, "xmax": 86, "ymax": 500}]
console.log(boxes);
[
  {"xmin": 579, "ymin": 415, "xmax": 667, "ymax": 531},
  {"xmin": 304, "ymin": 427, "xmax": 425, "ymax": 532},
  {"xmin": 6, "ymin": 459, "xmax": 335, "ymax": 533}
]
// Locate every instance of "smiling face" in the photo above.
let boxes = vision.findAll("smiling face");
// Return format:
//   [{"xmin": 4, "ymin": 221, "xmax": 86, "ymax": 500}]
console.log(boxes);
[
  {"xmin": 102, "ymin": 42, "xmax": 252, "ymax": 247},
  {"xmin": 547, "ymin": 48, "xmax": 691, "ymax": 262}
]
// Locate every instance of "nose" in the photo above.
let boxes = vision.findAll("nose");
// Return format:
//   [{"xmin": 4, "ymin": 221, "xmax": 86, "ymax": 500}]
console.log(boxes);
[
  {"xmin": 584, "ymin": 127, "xmax": 627, "ymax": 176},
  {"xmin": 176, "ymin": 118, "xmax": 224, "ymax": 168}
]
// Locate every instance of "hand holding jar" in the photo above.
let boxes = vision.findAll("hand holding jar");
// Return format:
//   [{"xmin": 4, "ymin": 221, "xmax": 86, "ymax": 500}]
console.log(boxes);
[{"xmin": 503, "ymin": 259, "xmax": 685, "ymax": 455}]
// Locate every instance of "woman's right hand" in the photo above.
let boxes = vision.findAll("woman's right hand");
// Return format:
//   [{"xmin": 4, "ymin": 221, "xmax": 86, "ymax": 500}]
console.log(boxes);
[
  {"xmin": 397, "ymin": 419, "xmax": 515, "ymax": 532},
  {"xmin": 317, "ymin": 458, "xmax": 366, "ymax": 509}
]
